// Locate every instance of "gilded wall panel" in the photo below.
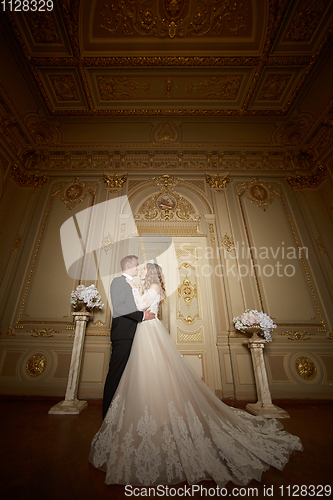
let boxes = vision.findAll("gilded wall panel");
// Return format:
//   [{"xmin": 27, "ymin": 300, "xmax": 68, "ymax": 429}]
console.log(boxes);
[{"xmin": 238, "ymin": 184, "xmax": 321, "ymax": 325}]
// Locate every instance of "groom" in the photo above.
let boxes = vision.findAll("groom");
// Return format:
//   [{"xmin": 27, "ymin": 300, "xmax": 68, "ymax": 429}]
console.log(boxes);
[{"xmin": 102, "ymin": 254, "xmax": 155, "ymax": 418}]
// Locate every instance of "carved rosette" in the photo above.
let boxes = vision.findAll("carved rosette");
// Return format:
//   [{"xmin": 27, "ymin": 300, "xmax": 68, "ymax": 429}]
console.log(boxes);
[
  {"xmin": 295, "ymin": 357, "xmax": 317, "ymax": 380},
  {"xmin": 57, "ymin": 177, "xmax": 96, "ymax": 211},
  {"xmin": 26, "ymin": 353, "xmax": 47, "ymax": 377}
]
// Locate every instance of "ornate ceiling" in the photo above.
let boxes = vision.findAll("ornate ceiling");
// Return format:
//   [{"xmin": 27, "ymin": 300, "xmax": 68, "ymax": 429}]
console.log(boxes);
[
  {"xmin": 0, "ymin": 0, "xmax": 333, "ymax": 174},
  {"xmin": 4, "ymin": 0, "xmax": 333, "ymax": 116}
]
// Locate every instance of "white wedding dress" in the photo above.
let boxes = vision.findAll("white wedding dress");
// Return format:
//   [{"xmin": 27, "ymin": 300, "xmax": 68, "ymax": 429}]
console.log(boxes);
[{"xmin": 89, "ymin": 288, "xmax": 302, "ymax": 486}]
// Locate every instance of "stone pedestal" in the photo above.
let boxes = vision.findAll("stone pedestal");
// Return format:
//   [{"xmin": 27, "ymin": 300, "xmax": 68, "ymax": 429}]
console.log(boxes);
[
  {"xmin": 49, "ymin": 311, "xmax": 92, "ymax": 415},
  {"xmin": 246, "ymin": 333, "xmax": 290, "ymax": 419}
]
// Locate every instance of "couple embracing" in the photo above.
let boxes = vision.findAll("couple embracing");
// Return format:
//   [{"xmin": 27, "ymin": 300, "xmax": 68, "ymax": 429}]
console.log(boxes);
[{"xmin": 90, "ymin": 254, "xmax": 302, "ymax": 487}]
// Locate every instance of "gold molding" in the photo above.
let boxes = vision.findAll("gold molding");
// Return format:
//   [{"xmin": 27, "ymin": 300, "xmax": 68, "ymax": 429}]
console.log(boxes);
[
  {"xmin": 28, "ymin": 328, "xmax": 59, "ymax": 338},
  {"xmin": 220, "ymin": 233, "xmax": 234, "ymax": 253},
  {"xmin": 280, "ymin": 330, "xmax": 314, "ymax": 341}
]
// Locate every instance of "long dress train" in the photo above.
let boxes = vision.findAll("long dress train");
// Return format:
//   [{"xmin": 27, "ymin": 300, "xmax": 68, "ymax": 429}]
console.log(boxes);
[{"xmin": 89, "ymin": 288, "xmax": 302, "ymax": 486}]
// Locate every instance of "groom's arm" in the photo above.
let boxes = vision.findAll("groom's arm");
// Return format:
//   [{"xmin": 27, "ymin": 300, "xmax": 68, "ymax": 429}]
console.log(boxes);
[{"xmin": 111, "ymin": 278, "xmax": 144, "ymax": 322}]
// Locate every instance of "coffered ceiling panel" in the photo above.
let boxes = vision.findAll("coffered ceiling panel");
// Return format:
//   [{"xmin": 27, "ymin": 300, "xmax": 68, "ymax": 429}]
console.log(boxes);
[
  {"xmin": 3, "ymin": 0, "xmax": 333, "ymax": 118},
  {"xmin": 36, "ymin": 68, "xmax": 89, "ymax": 110},
  {"xmin": 248, "ymin": 67, "xmax": 305, "ymax": 110},
  {"xmin": 271, "ymin": 0, "xmax": 333, "ymax": 54},
  {"xmin": 80, "ymin": 0, "xmax": 266, "ymax": 56},
  {"xmin": 85, "ymin": 67, "xmax": 254, "ymax": 110},
  {"xmin": 10, "ymin": 5, "xmax": 72, "ymax": 57}
]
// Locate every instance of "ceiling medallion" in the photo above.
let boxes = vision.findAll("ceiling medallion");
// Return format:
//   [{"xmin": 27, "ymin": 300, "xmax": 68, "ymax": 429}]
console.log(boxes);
[{"xmin": 58, "ymin": 177, "xmax": 95, "ymax": 211}]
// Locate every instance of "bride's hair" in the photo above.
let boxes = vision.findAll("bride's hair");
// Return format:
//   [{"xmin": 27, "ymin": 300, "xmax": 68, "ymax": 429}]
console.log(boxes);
[{"xmin": 144, "ymin": 262, "xmax": 166, "ymax": 299}]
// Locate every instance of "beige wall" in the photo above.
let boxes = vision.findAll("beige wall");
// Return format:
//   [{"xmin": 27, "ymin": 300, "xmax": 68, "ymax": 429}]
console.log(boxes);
[{"xmin": 0, "ymin": 163, "xmax": 332, "ymax": 401}]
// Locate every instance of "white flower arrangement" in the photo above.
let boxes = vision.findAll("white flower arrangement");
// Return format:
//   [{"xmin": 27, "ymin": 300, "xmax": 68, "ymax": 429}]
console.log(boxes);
[
  {"xmin": 233, "ymin": 309, "xmax": 277, "ymax": 342},
  {"xmin": 70, "ymin": 284, "xmax": 104, "ymax": 310}
]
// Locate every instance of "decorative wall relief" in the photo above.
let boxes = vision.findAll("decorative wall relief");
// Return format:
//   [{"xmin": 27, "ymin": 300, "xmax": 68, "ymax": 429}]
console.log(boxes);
[
  {"xmin": 295, "ymin": 357, "xmax": 317, "ymax": 380},
  {"xmin": 24, "ymin": 111, "xmax": 61, "ymax": 146},
  {"xmin": 11, "ymin": 165, "xmax": 47, "ymax": 189},
  {"xmin": 186, "ymin": 76, "xmax": 242, "ymax": 100},
  {"xmin": 280, "ymin": 331, "xmax": 314, "ymax": 341},
  {"xmin": 98, "ymin": 0, "xmax": 249, "ymax": 38},
  {"xmin": 152, "ymin": 121, "xmax": 181, "ymax": 144},
  {"xmin": 58, "ymin": 177, "xmax": 96, "ymax": 211},
  {"xmin": 177, "ymin": 262, "xmax": 199, "ymax": 324},
  {"xmin": 205, "ymin": 173, "xmax": 230, "ymax": 191},
  {"xmin": 103, "ymin": 173, "xmax": 127, "ymax": 190},
  {"xmin": 26, "ymin": 353, "xmax": 47, "ymax": 377},
  {"xmin": 98, "ymin": 76, "xmax": 151, "ymax": 100},
  {"xmin": 286, "ymin": 165, "xmax": 326, "ymax": 189},
  {"xmin": 238, "ymin": 178, "xmax": 275, "ymax": 211}
]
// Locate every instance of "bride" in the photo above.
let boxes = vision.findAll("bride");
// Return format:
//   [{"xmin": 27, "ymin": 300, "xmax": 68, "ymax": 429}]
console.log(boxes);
[{"xmin": 89, "ymin": 262, "xmax": 302, "ymax": 487}]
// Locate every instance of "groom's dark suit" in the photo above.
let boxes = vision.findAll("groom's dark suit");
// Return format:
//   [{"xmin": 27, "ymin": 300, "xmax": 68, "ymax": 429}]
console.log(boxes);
[{"xmin": 102, "ymin": 274, "xmax": 143, "ymax": 418}]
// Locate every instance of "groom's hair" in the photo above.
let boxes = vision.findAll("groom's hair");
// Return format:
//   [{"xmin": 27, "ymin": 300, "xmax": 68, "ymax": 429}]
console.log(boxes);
[{"xmin": 120, "ymin": 255, "xmax": 138, "ymax": 271}]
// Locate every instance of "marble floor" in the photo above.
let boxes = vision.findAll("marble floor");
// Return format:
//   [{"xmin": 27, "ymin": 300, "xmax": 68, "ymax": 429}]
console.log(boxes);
[{"xmin": 1, "ymin": 398, "xmax": 332, "ymax": 500}]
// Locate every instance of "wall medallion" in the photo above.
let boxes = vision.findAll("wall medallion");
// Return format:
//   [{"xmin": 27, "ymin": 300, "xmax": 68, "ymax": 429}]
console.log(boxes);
[
  {"xmin": 241, "ymin": 178, "xmax": 275, "ymax": 211},
  {"xmin": 295, "ymin": 357, "xmax": 317, "ymax": 380},
  {"xmin": 58, "ymin": 177, "xmax": 95, "ymax": 211},
  {"xmin": 26, "ymin": 353, "xmax": 47, "ymax": 377}
]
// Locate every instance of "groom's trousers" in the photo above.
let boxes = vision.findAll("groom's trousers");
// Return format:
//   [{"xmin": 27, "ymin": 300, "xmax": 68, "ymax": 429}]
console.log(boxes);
[{"xmin": 102, "ymin": 338, "xmax": 133, "ymax": 419}]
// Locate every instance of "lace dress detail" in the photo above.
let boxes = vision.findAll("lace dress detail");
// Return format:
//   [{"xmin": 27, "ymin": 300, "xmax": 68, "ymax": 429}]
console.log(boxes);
[{"xmin": 89, "ymin": 290, "xmax": 302, "ymax": 486}]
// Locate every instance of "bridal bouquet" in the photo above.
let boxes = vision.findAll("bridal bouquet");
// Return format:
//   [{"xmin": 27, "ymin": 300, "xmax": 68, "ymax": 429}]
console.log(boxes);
[
  {"xmin": 233, "ymin": 309, "xmax": 276, "ymax": 342},
  {"xmin": 70, "ymin": 284, "xmax": 104, "ymax": 310}
]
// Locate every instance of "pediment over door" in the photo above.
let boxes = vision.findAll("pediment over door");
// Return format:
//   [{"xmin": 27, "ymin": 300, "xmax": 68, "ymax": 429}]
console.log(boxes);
[{"xmin": 133, "ymin": 177, "xmax": 202, "ymax": 236}]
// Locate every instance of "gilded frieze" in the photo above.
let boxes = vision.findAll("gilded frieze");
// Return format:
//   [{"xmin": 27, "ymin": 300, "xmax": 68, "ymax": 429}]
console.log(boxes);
[
  {"xmin": 98, "ymin": 76, "xmax": 152, "ymax": 100},
  {"xmin": 98, "ymin": 0, "xmax": 250, "ymax": 39}
]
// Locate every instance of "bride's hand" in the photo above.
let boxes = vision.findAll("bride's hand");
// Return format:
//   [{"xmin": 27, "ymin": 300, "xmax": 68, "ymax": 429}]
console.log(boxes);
[{"xmin": 125, "ymin": 278, "xmax": 137, "ymax": 288}]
